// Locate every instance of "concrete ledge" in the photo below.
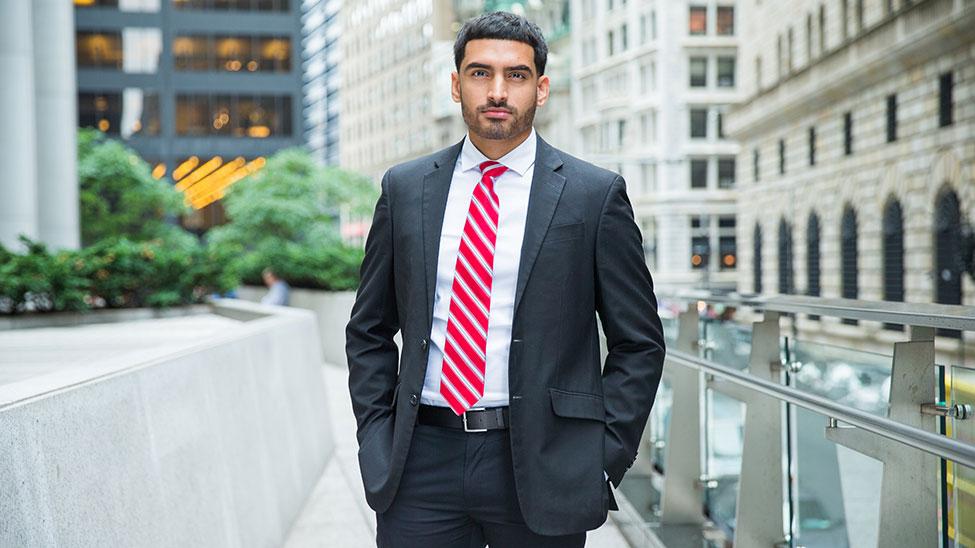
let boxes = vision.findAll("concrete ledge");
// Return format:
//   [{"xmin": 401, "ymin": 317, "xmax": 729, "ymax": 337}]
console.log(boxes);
[
  {"xmin": 0, "ymin": 300, "xmax": 334, "ymax": 547},
  {"xmin": 236, "ymin": 286, "xmax": 356, "ymax": 367}
]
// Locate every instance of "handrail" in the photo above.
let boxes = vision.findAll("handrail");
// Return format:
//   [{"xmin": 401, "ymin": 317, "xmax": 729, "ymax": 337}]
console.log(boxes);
[
  {"xmin": 667, "ymin": 348, "xmax": 975, "ymax": 469},
  {"xmin": 657, "ymin": 290, "xmax": 975, "ymax": 332}
]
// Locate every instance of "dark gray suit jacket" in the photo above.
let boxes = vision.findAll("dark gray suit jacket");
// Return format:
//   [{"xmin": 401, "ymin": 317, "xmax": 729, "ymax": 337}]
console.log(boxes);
[{"xmin": 346, "ymin": 135, "xmax": 666, "ymax": 536}]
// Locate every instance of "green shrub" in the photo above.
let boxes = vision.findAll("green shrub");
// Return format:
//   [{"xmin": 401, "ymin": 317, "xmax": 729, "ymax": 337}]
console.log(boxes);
[
  {"xmin": 0, "ymin": 236, "xmax": 237, "ymax": 315},
  {"xmin": 206, "ymin": 148, "xmax": 376, "ymax": 290}
]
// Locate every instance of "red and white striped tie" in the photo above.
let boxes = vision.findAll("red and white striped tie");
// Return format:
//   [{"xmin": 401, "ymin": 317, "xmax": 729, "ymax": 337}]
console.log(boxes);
[{"xmin": 439, "ymin": 160, "xmax": 508, "ymax": 415}]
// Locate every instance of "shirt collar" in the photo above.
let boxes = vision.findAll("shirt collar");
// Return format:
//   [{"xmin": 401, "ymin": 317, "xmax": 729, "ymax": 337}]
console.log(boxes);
[{"xmin": 459, "ymin": 127, "xmax": 537, "ymax": 177}]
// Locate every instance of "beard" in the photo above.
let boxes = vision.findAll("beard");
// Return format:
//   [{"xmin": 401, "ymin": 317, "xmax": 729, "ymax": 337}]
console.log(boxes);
[{"xmin": 461, "ymin": 95, "xmax": 537, "ymax": 141}]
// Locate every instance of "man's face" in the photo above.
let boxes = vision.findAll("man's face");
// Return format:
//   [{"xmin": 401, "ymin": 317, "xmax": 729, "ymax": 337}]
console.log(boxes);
[{"xmin": 452, "ymin": 39, "xmax": 550, "ymax": 141}]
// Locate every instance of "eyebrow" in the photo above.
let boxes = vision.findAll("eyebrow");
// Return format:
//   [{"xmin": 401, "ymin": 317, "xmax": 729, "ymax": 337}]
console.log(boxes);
[{"xmin": 465, "ymin": 62, "xmax": 534, "ymax": 75}]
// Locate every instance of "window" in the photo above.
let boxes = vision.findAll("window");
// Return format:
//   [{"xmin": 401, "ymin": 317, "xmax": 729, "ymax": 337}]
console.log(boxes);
[
  {"xmin": 176, "ymin": 93, "xmax": 293, "ymax": 137},
  {"xmin": 607, "ymin": 30, "xmax": 615, "ymax": 56},
  {"xmin": 690, "ymin": 57, "xmax": 708, "ymax": 87},
  {"xmin": 691, "ymin": 217, "xmax": 709, "ymax": 270},
  {"xmin": 78, "ymin": 89, "xmax": 160, "ymax": 138},
  {"xmin": 787, "ymin": 27, "xmax": 794, "ymax": 72},
  {"xmin": 841, "ymin": 205, "xmax": 859, "ymax": 324},
  {"xmin": 641, "ymin": 162, "xmax": 656, "ymax": 193},
  {"xmin": 753, "ymin": 148, "xmax": 760, "ymax": 182},
  {"xmin": 934, "ymin": 186, "xmax": 963, "ymax": 337},
  {"xmin": 841, "ymin": 0, "xmax": 850, "ymax": 41},
  {"xmin": 856, "ymin": 0, "xmax": 864, "ymax": 33},
  {"xmin": 808, "ymin": 126, "xmax": 816, "ymax": 166},
  {"xmin": 621, "ymin": 24, "xmax": 629, "ymax": 51},
  {"xmin": 719, "ymin": 216, "xmax": 737, "ymax": 270},
  {"xmin": 886, "ymin": 94, "xmax": 897, "ymax": 142},
  {"xmin": 819, "ymin": 4, "xmax": 826, "ymax": 53},
  {"xmin": 779, "ymin": 139, "xmax": 786, "ymax": 174},
  {"xmin": 689, "ymin": 6, "xmax": 707, "ymax": 35},
  {"xmin": 776, "ymin": 35, "xmax": 783, "ymax": 79},
  {"xmin": 778, "ymin": 219, "xmax": 794, "ymax": 294},
  {"xmin": 807, "ymin": 212, "xmax": 821, "ymax": 320},
  {"xmin": 717, "ymin": 111, "xmax": 725, "ymax": 139},
  {"xmin": 690, "ymin": 108, "xmax": 708, "ymax": 138},
  {"xmin": 690, "ymin": 159, "xmax": 708, "ymax": 188},
  {"xmin": 843, "ymin": 111, "xmax": 853, "ymax": 155},
  {"xmin": 640, "ymin": 14, "xmax": 648, "ymax": 45},
  {"xmin": 753, "ymin": 224, "xmax": 763, "ymax": 293},
  {"xmin": 806, "ymin": 13, "xmax": 813, "ymax": 61},
  {"xmin": 755, "ymin": 56, "xmax": 762, "ymax": 90},
  {"xmin": 717, "ymin": 6, "xmax": 735, "ymax": 35},
  {"xmin": 718, "ymin": 157, "xmax": 736, "ymax": 188},
  {"xmin": 76, "ymin": 29, "xmax": 162, "ymax": 73},
  {"xmin": 939, "ymin": 72, "xmax": 954, "ymax": 127},
  {"xmin": 882, "ymin": 198, "xmax": 905, "ymax": 330},
  {"xmin": 717, "ymin": 56, "xmax": 735, "ymax": 87},
  {"xmin": 77, "ymin": 0, "xmax": 159, "ymax": 11},
  {"xmin": 173, "ymin": 0, "xmax": 290, "ymax": 10},
  {"xmin": 174, "ymin": 35, "xmax": 291, "ymax": 73},
  {"xmin": 617, "ymin": 119, "xmax": 627, "ymax": 148}
]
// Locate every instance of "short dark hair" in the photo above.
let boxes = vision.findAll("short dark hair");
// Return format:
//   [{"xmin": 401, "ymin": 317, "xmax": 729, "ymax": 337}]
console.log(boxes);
[{"xmin": 453, "ymin": 11, "xmax": 548, "ymax": 76}]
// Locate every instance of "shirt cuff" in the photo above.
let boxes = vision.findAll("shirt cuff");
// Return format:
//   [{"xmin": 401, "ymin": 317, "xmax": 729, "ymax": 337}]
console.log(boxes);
[{"xmin": 604, "ymin": 470, "xmax": 609, "ymax": 481}]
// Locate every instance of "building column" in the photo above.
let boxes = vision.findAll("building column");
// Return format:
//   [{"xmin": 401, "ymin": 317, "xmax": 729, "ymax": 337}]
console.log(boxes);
[
  {"xmin": 33, "ymin": 0, "xmax": 80, "ymax": 249},
  {"xmin": 0, "ymin": 1, "xmax": 38, "ymax": 250}
]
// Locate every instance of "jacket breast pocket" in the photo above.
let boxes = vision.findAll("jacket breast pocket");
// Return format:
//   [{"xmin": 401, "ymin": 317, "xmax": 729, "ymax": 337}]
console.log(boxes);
[{"xmin": 545, "ymin": 221, "xmax": 585, "ymax": 244}]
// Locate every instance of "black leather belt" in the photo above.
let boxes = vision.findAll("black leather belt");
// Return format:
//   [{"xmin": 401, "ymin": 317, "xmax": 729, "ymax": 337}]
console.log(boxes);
[{"xmin": 418, "ymin": 404, "xmax": 510, "ymax": 432}]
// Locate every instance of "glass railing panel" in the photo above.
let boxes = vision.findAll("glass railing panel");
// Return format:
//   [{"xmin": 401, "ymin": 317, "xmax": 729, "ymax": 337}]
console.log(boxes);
[
  {"xmin": 661, "ymin": 313, "xmax": 679, "ymax": 348},
  {"xmin": 795, "ymin": 405, "xmax": 882, "ymax": 548},
  {"xmin": 702, "ymin": 318, "xmax": 753, "ymax": 371},
  {"xmin": 703, "ymin": 387, "xmax": 745, "ymax": 543},
  {"xmin": 618, "ymin": 377, "xmax": 672, "ymax": 524},
  {"xmin": 950, "ymin": 365, "xmax": 975, "ymax": 548},
  {"xmin": 791, "ymin": 339, "xmax": 893, "ymax": 416}
]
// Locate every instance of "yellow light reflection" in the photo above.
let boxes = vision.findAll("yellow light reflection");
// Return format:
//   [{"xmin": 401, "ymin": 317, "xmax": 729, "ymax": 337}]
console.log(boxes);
[
  {"xmin": 97, "ymin": 119, "xmax": 110, "ymax": 132},
  {"xmin": 185, "ymin": 157, "xmax": 246, "ymax": 202},
  {"xmin": 175, "ymin": 156, "xmax": 222, "ymax": 191},
  {"xmin": 151, "ymin": 163, "xmax": 166, "ymax": 180},
  {"xmin": 172, "ymin": 156, "xmax": 199, "ymax": 181},
  {"xmin": 247, "ymin": 126, "xmax": 271, "ymax": 138},
  {"xmin": 189, "ymin": 157, "xmax": 266, "ymax": 209}
]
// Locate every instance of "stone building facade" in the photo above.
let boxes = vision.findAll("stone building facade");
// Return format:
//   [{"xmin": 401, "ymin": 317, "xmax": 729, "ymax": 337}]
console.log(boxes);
[{"xmin": 728, "ymin": 0, "xmax": 975, "ymax": 357}]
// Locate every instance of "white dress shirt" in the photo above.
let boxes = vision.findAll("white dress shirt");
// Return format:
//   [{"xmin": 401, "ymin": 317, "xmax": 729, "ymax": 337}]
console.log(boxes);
[{"xmin": 420, "ymin": 128, "xmax": 537, "ymax": 408}]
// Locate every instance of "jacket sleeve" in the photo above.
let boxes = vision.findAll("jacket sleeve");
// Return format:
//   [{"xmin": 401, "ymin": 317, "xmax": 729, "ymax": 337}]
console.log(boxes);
[
  {"xmin": 595, "ymin": 175, "xmax": 667, "ymax": 487},
  {"xmin": 346, "ymin": 170, "xmax": 400, "ymax": 444}
]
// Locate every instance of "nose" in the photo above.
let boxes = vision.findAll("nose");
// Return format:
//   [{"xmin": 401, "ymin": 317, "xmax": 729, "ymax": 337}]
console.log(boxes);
[{"xmin": 487, "ymin": 74, "xmax": 508, "ymax": 104}]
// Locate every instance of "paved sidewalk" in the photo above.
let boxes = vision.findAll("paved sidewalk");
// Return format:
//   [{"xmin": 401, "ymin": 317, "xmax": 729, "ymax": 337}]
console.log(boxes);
[{"xmin": 284, "ymin": 364, "xmax": 629, "ymax": 548}]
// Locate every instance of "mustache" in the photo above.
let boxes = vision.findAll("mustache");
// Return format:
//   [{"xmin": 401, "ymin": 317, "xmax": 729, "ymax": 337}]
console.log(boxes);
[{"xmin": 478, "ymin": 101, "xmax": 515, "ymax": 113}]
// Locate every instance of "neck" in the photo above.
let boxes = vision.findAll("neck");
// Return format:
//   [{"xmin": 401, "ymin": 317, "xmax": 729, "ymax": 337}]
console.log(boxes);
[{"xmin": 467, "ymin": 127, "xmax": 533, "ymax": 160}]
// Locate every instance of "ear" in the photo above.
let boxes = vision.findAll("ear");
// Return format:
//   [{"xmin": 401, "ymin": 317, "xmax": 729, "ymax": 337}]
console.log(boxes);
[
  {"xmin": 535, "ymin": 74, "xmax": 551, "ymax": 107},
  {"xmin": 451, "ymin": 71, "xmax": 461, "ymax": 103}
]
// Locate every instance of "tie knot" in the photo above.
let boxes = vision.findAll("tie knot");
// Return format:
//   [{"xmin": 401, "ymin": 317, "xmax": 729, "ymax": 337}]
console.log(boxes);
[{"xmin": 479, "ymin": 160, "xmax": 508, "ymax": 179}]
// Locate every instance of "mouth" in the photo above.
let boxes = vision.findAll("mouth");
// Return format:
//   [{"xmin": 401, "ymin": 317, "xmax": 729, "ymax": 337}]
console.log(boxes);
[{"xmin": 482, "ymin": 108, "xmax": 512, "ymax": 120}]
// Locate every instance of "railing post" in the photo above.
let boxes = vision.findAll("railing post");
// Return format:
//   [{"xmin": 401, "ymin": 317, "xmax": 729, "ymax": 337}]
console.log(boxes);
[
  {"xmin": 660, "ymin": 303, "xmax": 704, "ymax": 524},
  {"xmin": 825, "ymin": 326, "xmax": 938, "ymax": 548},
  {"xmin": 729, "ymin": 311, "xmax": 787, "ymax": 548}
]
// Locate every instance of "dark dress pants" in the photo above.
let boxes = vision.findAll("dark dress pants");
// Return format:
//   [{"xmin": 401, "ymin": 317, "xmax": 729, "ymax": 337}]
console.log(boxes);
[{"xmin": 375, "ymin": 422, "xmax": 588, "ymax": 548}]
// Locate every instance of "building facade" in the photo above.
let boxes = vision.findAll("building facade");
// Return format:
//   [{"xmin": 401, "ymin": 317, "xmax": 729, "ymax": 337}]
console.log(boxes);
[
  {"xmin": 302, "ymin": 0, "xmax": 342, "ymax": 165},
  {"xmin": 570, "ymin": 0, "xmax": 742, "ymax": 291},
  {"xmin": 339, "ymin": 0, "xmax": 573, "ymax": 182},
  {"xmin": 728, "ymin": 0, "xmax": 975, "ymax": 355},
  {"xmin": 74, "ymin": 0, "xmax": 305, "ymax": 226}
]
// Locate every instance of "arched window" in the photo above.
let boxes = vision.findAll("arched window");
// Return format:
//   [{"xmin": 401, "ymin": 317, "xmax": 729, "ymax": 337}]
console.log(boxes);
[
  {"xmin": 841, "ymin": 205, "xmax": 859, "ymax": 325},
  {"xmin": 753, "ymin": 223, "xmax": 763, "ymax": 294},
  {"xmin": 806, "ymin": 212, "xmax": 821, "ymax": 320},
  {"xmin": 934, "ymin": 186, "xmax": 962, "ymax": 337},
  {"xmin": 778, "ymin": 218, "xmax": 794, "ymax": 294},
  {"xmin": 882, "ymin": 198, "xmax": 905, "ymax": 330}
]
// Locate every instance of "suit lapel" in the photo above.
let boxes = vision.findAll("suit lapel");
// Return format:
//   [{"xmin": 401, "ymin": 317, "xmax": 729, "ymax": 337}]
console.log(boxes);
[
  {"xmin": 421, "ymin": 140, "xmax": 464, "ymax": 332},
  {"xmin": 513, "ymin": 137, "xmax": 565, "ymax": 317}
]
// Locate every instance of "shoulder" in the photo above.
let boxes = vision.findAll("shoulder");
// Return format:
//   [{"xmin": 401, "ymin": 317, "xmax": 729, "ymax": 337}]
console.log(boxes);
[
  {"xmin": 384, "ymin": 141, "xmax": 462, "ymax": 187},
  {"xmin": 542, "ymin": 140, "xmax": 621, "ymax": 194}
]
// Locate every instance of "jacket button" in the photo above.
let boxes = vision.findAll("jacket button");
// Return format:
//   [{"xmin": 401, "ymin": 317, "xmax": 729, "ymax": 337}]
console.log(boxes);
[
  {"xmin": 420, "ymin": 339, "xmax": 428, "ymax": 350},
  {"xmin": 409, "ymin": 394, "xmax": 418, "ymax": 406}
]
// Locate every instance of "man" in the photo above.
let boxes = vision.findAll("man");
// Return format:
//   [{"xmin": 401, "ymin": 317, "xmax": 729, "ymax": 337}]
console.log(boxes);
[
  {"xmin": 346, "ymin": 11, "xmax": 665, "ymax": 547},
  {"xmin": 260, "ymin": 267, "xmax": 290, "ymax": 306}
]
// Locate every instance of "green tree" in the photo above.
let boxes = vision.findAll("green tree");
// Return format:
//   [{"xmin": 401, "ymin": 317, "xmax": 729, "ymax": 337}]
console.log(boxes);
[
  {"xmin": 78, "ymin": 128, "xmax": 190, "ymax": 246},
  {"xmin": 206, "ymin": 148, "xmax": 377, "ymax": 290}
]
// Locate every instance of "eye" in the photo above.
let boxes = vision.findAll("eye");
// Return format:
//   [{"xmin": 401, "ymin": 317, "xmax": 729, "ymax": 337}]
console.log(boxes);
[
  {"xmin": 472, "ymin": 70, "xmax": 488, "ymax": 77},
  {"xmin": 509, "ymin": 72, "xmax": 527, "ymax": 80}
]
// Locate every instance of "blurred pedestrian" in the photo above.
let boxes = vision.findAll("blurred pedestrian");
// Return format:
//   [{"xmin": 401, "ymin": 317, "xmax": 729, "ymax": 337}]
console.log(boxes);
[{"xmin": 260, "ymin": 267, "xmax": 290, "ymax": 306}]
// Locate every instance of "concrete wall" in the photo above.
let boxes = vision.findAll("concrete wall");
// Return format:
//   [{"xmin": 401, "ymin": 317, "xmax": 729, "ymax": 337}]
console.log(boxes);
[
  {"xmin": 0, "ymin": 301, "xmax": 333, "ymax": 547},
  {"xmin": 236, "ymin": 287, "xmax": 357, "ymax": 368}
]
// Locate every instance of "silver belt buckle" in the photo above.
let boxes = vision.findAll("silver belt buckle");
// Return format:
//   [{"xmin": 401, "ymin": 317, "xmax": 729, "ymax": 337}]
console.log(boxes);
[{"xmin": 463, "ymin": 407, "xmax": 488, "ymax": 432}]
